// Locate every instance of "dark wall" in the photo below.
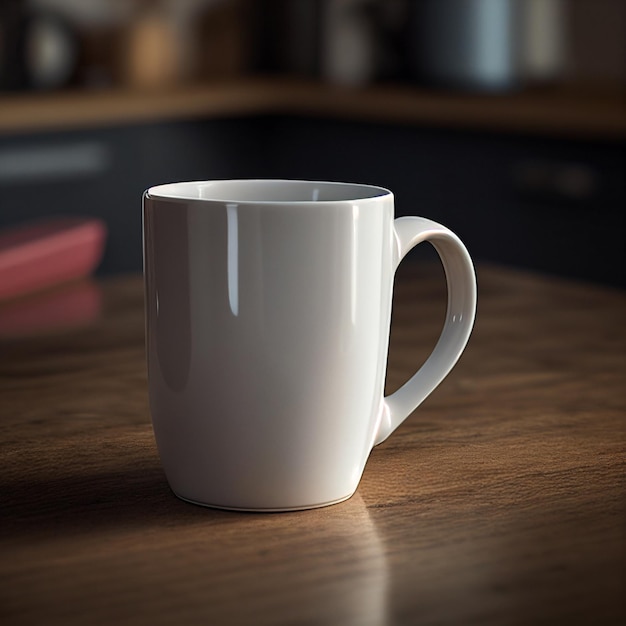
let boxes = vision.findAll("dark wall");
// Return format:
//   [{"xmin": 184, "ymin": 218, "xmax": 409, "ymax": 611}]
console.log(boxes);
[
  {"xmin": 1, "ymin": 114, "xmax": 623, "ymax": 286},
  {"xmin": 260, "ymin": 116, "xmax": 625, "ymax": 287},
  {"xmin": 0, "ymin": 117, "xmax": 267, "ymax": 274}
]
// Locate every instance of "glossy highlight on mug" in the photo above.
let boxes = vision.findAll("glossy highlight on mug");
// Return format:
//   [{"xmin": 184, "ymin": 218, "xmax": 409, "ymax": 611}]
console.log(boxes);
[{"xmin": 226, "ymin": 203, "xmax": 239, "ymax": 317}]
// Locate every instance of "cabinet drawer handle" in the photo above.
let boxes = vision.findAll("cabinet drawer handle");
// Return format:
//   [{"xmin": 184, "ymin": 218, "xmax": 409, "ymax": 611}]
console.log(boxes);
[
  {"xmin": 0, "ymin": 142, "xmax": 110, "ymax": 184},
  {"xmin": 512, "ymin": 160, "xmax": 598, "ymax": 202}
]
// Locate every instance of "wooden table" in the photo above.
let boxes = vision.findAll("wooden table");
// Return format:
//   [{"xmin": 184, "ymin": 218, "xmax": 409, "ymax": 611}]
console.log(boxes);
[{"xmin": 1, "ymin": 263, "xmax": 624, "ymax": 625}]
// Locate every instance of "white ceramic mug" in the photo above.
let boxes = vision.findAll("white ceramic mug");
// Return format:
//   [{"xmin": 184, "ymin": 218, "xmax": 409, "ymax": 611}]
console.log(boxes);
[{"xmin": 143, "ymin": 180, "xmax": 476, "ymax": 511}]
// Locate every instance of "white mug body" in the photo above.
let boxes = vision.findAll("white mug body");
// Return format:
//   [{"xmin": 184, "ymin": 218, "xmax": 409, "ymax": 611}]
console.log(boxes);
[{"xmin": 143, "ymin": 180, "xmax": 397, "ymax": 511}]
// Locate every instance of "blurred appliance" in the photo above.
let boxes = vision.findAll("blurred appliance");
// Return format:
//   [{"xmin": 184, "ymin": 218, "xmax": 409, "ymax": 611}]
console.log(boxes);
[
  {"xmin": 124, "ymin": 1, "xmax": 179, "ymax": 89},
  {"xmin": 408, "ymin": 0, "xmax": 520, "ymax": 91},
  {"xmin": 322, "ymin": 0, "xmax": 378, "ymax": 86},
  {"xmin": 520, "ymin": 0, "xmax": 566, "ymax": 84},
  {"xmin": 0, "ymin": 0, "xmax": 79, "ymax": 91}
]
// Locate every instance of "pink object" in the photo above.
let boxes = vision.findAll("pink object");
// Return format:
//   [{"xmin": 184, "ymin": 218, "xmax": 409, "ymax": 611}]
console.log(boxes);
[
  {"xmin": 0, "ymin": 280, "xmax": 102, "ymax": 338},
  {"xmin": 0, "ymin": 217, "xmax": 107, "ymax": 302}
]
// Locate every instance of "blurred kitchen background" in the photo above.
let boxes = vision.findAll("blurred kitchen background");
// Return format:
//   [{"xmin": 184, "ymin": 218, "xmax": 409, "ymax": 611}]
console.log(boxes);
[{"xmin": 0, "ymin": 0, "xmax": 624, "ymax": 297}]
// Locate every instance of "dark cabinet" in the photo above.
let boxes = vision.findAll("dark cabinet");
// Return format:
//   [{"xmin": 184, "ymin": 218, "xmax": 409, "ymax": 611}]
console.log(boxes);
[
  {"xmin": 260, "ymin": 116, "xmax": 625, "ymax": 287},
  {"xmin": 1, "ymin": 114, "xmax": 623, "ymax": 286},
  {"xmin": 0, "ymin": 117, "xmax": 265, "ymax": 274}
]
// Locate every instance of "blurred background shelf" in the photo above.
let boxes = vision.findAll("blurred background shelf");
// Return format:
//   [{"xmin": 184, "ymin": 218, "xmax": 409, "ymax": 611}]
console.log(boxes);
[
  {"xmin": 0, "ymin": 0, "xmax": 624, "ymax": 288},
  {"xmin": 282, "ymin": 81, "xmax": 626, "ymax": 140},
  {"xmin": 0, "ymin": 80, "xmax": 279, "ymax": 135},
  {"xmin": 1, "ymin": 79, "xmax": 625, "ymax": 139}
]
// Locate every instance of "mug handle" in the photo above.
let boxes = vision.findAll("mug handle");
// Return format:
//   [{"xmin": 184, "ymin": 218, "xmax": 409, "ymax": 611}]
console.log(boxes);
[{"xmin": 374, "ymin": 217, "xmax": 477, "ymax": 445}]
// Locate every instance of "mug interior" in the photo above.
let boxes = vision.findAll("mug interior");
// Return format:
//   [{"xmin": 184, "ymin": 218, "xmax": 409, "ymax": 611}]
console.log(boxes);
[{"xmin": 147, "ymin": 180, "xmax": 390, "ymax": 204}]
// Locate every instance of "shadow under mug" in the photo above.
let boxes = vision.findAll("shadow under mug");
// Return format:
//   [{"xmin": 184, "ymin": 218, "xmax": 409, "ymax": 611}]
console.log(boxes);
[{"xmin": 143, "ymin": 180, "xmax": 476, "ymax": 511}]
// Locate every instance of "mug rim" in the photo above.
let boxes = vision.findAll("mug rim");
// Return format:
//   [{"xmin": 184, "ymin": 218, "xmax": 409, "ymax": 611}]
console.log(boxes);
[{"xmin": 145, "ymin": 179, "xmax": 393, "ymax": 205}]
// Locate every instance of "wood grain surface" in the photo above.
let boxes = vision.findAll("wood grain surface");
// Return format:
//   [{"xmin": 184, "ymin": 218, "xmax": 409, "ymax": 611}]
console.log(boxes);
[{"xmin": 0, "ymin": 263, "xmax": 624, "ymax": 625}]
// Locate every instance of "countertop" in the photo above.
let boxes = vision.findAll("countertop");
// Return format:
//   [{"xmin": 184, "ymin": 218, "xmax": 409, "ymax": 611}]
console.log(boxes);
[
  {"xmin": 1, "ymin": 78, "xmax": 625, "ymax": 139},
  {"xmin": 0, "ymin": 262, "xmax": 624, "ymax": 625}
]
